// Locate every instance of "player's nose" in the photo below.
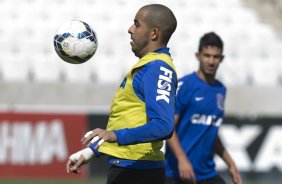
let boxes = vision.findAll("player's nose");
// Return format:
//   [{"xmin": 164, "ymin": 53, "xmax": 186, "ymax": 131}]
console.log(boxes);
[{"xmin": 128, "ymin": 25, "xmax": 134, "ymax": 34}]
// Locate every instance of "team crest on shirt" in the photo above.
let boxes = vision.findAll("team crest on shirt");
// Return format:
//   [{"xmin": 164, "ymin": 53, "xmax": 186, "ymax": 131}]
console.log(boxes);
[{"xmin": 216, "ymin": 93, "xmax": 225, "ymax": 110}]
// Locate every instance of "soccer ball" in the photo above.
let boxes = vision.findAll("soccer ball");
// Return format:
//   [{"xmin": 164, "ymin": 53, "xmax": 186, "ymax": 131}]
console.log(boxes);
[{"xmin": 54, "ymin": 20, "xmax": 98, "ymax": 64}]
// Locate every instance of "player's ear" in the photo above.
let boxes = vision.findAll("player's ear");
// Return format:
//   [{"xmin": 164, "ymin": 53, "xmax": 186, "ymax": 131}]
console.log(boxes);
[
  {"xmin": 195, "ymin": 52, "xmax": 200, "ymax": 60},
  {"xmin": 221, "ymin": 55, "xmax": 225, "ymax": 60},
  {"xmin": 151, "ymin": 27, "xmax": 159, "ymax": 41},
  {"xmin": 220, "ymin": 55, "xmax": 225, "ymax": 63}
]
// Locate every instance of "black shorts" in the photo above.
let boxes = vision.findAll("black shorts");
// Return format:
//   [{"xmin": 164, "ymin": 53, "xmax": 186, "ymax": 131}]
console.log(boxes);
[
  {"xmin": 165, "ymin": 175, "xmax": 226, "ymax": 184},
  {"xmin": 107, "ymin": 165, "xmax": 165, "ymax": 184}
]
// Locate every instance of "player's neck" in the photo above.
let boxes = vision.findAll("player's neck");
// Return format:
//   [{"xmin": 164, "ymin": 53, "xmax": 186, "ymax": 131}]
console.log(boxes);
[{"xmin": 196, "ymin": 71, "xmax": 216, "ymax": 84}]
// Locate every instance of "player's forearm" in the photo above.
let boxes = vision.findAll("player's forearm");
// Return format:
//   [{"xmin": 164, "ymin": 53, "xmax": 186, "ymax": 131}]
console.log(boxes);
[
  {"xmin": 114, "ymin": 118, "xmax": 173, "ymax": 145},
  {"xmin": 167, "ymin": 131, "xmax": 188, "ymax": 161},
  {"xmin": 221, "ymin": 150, "xmax": 236, "ymax": 168},
  {"xmin": 215, "ymin": 136, "xmax": 236, "ymax": 168},
  {"xmin": 167, "ymin": 115, "xmax": 188, "ymax": 161}
]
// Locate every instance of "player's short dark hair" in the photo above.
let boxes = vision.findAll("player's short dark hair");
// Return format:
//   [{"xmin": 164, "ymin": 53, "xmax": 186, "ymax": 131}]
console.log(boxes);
[
  {"xmin": 142, "ymin": 4, "xmax": 177, "ymax": 45},
  {"xmin": 198, "ymin": 32, "xmax": 223, "ymax": 52}
]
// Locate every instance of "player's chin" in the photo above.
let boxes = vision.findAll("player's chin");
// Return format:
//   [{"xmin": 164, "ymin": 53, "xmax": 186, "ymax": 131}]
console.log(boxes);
[
  {"xmin": 131, "ymin": 48, "xmax": 141, "ymax": 57},
  {"xmin": 205, "ymin": 68, "xmax": 217, "ymax": 75}
]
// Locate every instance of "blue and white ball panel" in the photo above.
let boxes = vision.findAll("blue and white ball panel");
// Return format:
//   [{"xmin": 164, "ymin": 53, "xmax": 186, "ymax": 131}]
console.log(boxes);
[{"xmin": 54, "ymin": 20, "xmax": 98, "ymax": 64}]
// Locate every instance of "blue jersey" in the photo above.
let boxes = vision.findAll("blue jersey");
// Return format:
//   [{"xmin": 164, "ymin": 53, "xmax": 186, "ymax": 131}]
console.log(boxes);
[{"xmin": 165, "ymin": 72, "xmax": 226, "ymax": 181}]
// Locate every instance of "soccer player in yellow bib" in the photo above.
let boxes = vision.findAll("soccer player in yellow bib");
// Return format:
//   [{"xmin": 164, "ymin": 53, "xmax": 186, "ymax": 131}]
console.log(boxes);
[{"xmin": 66, "ymin": 4, "xmax": 178, "ymax": 184}]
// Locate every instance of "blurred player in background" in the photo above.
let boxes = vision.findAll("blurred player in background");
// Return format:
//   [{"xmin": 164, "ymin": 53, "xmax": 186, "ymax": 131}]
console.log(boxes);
[
  {"xmin": 66, "ymin": 4, "xmax": 178, "ymax": 184},
  {"xmin": 165, "ymin": 32, "xmax": 242, "ymax": 184}
]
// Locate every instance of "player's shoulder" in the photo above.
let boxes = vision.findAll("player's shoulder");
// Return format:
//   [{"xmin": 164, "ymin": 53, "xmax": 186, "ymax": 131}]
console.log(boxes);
[
  {"xmin": 179, "ymin": 72, "xmax": 197, "ymax": 85},
  {"xmin": 146, "ymin": 60, "xmax": 174, "ymax": 71},
  {"xmin": 176, "ymin": 72, "xmax": 197, "ymax": 93},
  {"xmin": 214, "ymin": 79, "xmax": 227, "ymax": 91},
  {"xmin": 144, "ymin": 60, "xmax": 177, "ymax": 79},
  {"xmin": 141, "ymin": 60, "xmax": 177, "ymax": 81}
]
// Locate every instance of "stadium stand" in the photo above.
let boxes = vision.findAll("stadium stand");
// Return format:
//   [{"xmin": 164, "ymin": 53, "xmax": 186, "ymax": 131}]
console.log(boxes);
[
  {"xmin": 0, "ymin": 0, "xmax": 280, "ymax": 83},
  {"xmin": 245, "ymin": 0, "xmax": 282, "ymax": 39}
]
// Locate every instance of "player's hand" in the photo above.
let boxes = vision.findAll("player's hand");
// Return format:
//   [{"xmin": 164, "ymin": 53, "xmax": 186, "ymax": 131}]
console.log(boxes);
[
  {"xmin": 66, "ymin": 155, "xmax": 86, "ymax": 174},
  {"xmin": 229, "ymin": 165, "xmax": 243, "ymax": 184},
  {"xmin": 178, "ymin": 158, "xmax": 196, "ymax": 184},
  {"xmin": 81, "ymin": 128, "xmax": 117, "ymax": 148},
  {"xmin": 66, "ymin": 148, "xmax": 94, "ymax": 174}
]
